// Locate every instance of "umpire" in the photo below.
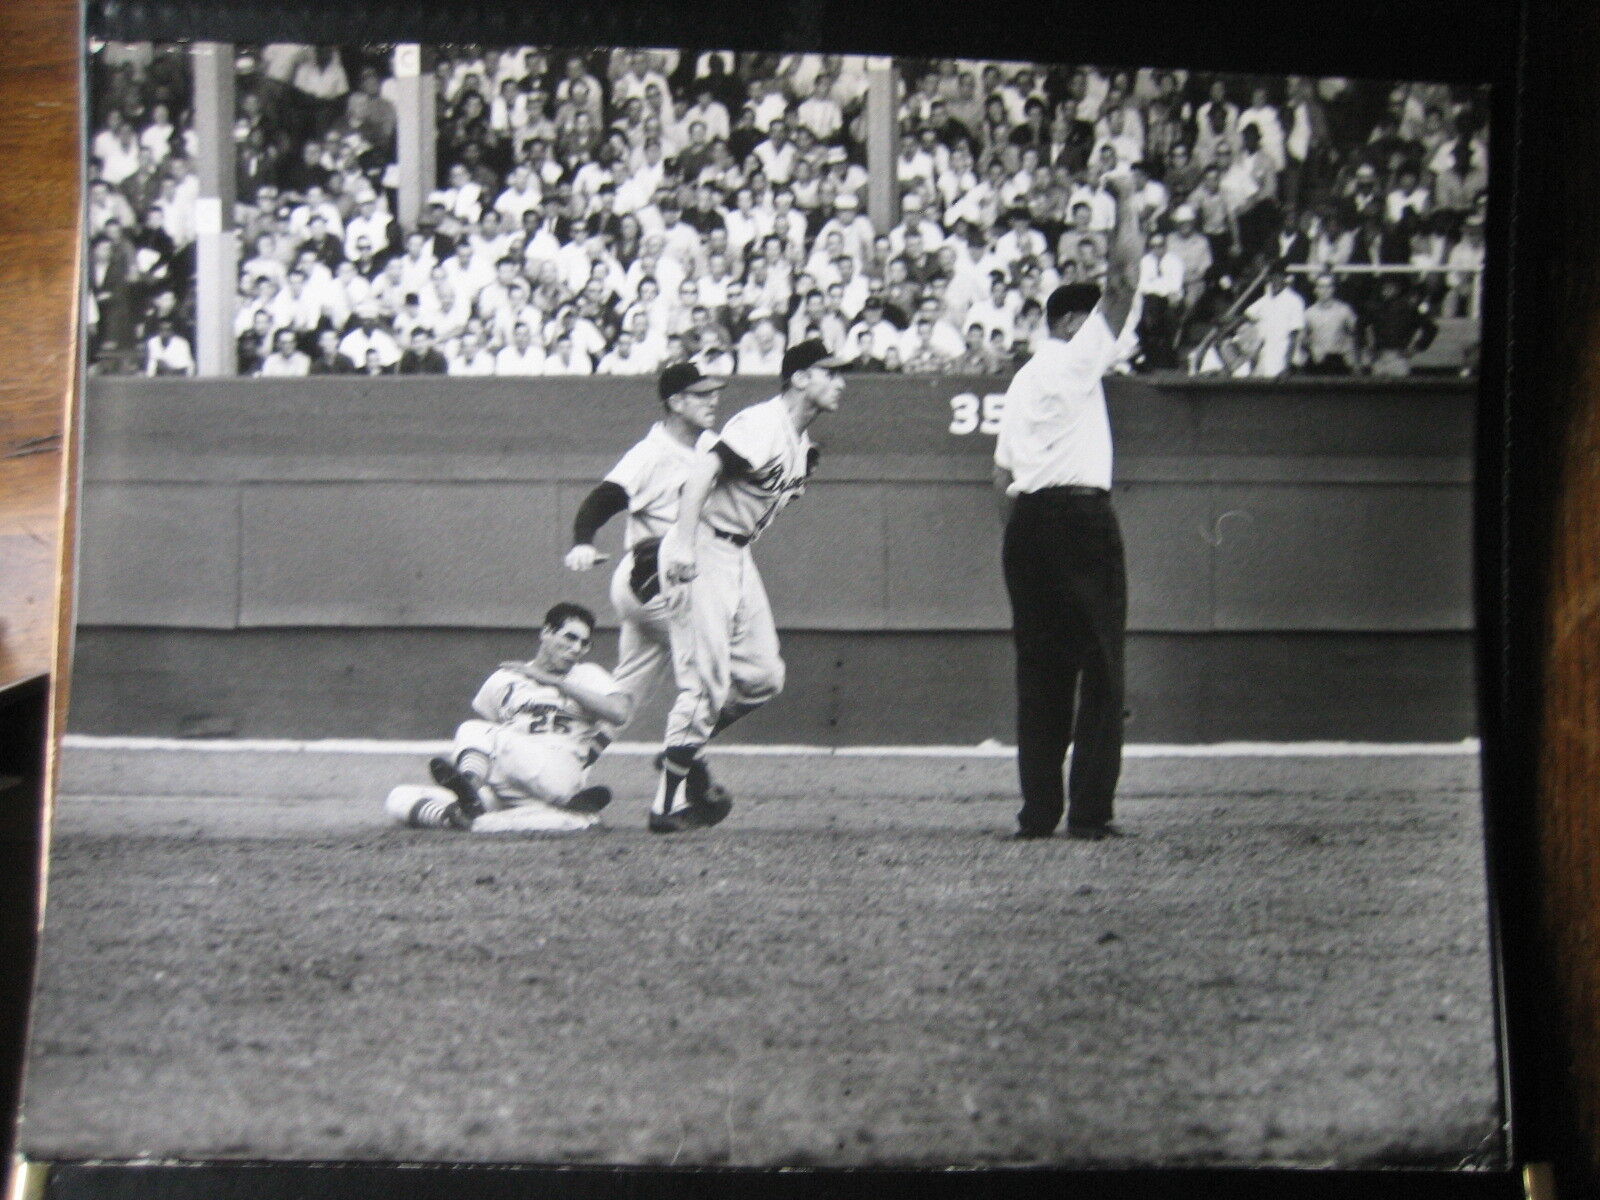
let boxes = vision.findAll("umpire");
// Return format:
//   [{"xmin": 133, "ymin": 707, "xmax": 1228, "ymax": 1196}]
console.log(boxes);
[{"xmin": 993, "ymin": 173, "xmax": 1143, "ymax": 841}]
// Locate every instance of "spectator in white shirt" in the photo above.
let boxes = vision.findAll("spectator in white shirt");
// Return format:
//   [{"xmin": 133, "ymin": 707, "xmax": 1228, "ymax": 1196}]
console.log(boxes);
[
  {"xmin": 395, "ymin": 231, "xmax": 439, "ymax": 296},
  {"xmin": 887, "ymin": 192, "xmax": 946, "ymax": 257},
  {"xmin": 830, "ymin": 255, "xmax": 869, "ymax": 321},
  {"xmin": 339, "ymin": 304, "xmax": 402, "ymax": 371},
  {"xmin": 680, "ymin": 87, "xmax": 730, "ymax": 143},
  {"xmin": 1135, "ymin": 231, "xmax": 1186, "ymax": 368},
  {"xmin": 796, "ymin": 73, "xmax": 844, "ymax": 143},
  {"xmin": 474, "ymin": 257, "xmax": 524, "ymax": 322},
  {"xmin": 1165, "ymin": 205, "xmax": 1215, "ymax": 313},
  {"xmin": 899, "ymin": 295, "xmax": 966, "ymax": 361},
  {"xmin": 1239, "ymin": 85, "xmax": 1287, "ymax": 173},
  {"xmin": 289, "ymin": 185, "xmax": 346, "ymax": 242},
  {"xmin": 94, "ymin": 111, "xmax": 142, "ymax": 185},
  {"xmin": 1385, "ymin": 167, "xmax": 1431, "ymax": 227},
  {"xmin": 992, "ymin": 209, "xmax": 1050, "ymax": 274},
  {"xmin": 494, "ymin": 322, "xmax": 546, "ymax": 375},
  {"xmin": 140, "ymin": 103, "xmax": 176, "ymax": 164},
  {"xmin": 433, "ymin": 162, "xmax": 485, "ymax": 225},
  {"xmin": 494, "ymin": 163, "xmax": 544, "ymax": 225},
  {"xmin": 259, "ymin": 329, "xmax": 312, "ymax": 377},
  {"xmin": 752, "ymin": 118, "xmax": 798, "ymax": 186},
  {"xmin": 448, "ymin": 328, "xmax": 498, "ymax": 376},
  {"xmin": 965, "ymin": 272, "xmax": 1020, "ymax": 346},
  {"xmin": 746, "ymin": 76, "xmax": 789, "ymax": 132},
  {"xmin": 1137, "ymin": 231, "xmax": 1186, "ymax": 302},
  {"xmin": 1242, "ymin": 264, "xmax": 1306, "ymax": 377},
  {"xmin": 596, "ymin": 327, "xmax": 656, "ymax": 375},
  {"xmin": 1129, "ymin": 161, "xmax": 1169, "ymax": 225},
  {"xmin": 543, "ymin": 332, "xmax": 594, "ymax": 375},
  {"xmin": 424, "ymin": 271, "xmax": 473, "ymax": 342},
  {"xmin": 280, "ymin": 267, "xmax": 328, "ymax": 334},
  {"xmin": 443, "ymin": 237, "xmax": 494, "ymax": 308},
  {"xmin": 736, "ymin": 316, "xmax": 786, "ymax": 374},
  {"xmin": 813, "ymin": 191, "xmax": 875, "ymax": 267},
  {"xmin": 1067, "ymin": 180, "xmax": 1117, "ymax": 234},
  {"xmin": 144, "ymin": 318, "xmax": 195, "ymax": 376}
]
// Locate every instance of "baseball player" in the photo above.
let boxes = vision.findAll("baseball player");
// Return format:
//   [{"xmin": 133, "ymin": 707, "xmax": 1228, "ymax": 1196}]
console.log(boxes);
[
  {"xmin": 383, "ymin": 602, "xmax": 624, "ymax": 833},
  {"xmin": 651, "ymin": 338, "xmax": 847, "ymax": 833},
  {"xmin": 563, "ymin": 362, "xmax": 728, "ymax": 807}
]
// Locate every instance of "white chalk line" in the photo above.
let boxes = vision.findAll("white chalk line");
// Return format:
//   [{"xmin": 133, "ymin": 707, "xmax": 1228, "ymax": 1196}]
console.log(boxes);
[{"xmin": 63, "ymin": 734, "xmax": 1481, "ymax": 758}]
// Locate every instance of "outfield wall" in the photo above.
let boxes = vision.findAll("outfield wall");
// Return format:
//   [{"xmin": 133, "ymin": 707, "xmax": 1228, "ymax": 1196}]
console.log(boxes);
[{"xmin": 70, "ymin": 375, "xmax": 1477, "ymax": 742}]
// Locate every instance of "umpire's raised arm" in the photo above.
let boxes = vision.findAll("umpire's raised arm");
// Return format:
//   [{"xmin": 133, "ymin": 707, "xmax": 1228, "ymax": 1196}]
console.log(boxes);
[{"xmin": 1099, "ymin": 172, "xmax": 1145, "ymax": 337}]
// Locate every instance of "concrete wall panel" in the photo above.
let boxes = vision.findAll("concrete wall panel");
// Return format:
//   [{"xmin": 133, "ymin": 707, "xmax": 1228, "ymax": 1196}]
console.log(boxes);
[
  {"xmin": 1211, "ymin": 484, "xmax": 1474, "ymax": 631},
  {"xmin": 76, "ymin": 483, "xmax": 238, "ymax": 627},
  {"xmin": 238, "ymin": 482, "xmax": 564, "ymax": 626}
]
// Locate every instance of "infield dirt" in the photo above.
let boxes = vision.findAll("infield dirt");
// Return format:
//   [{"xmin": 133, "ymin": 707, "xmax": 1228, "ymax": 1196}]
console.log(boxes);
[{"xmin": 19, "ymin": 750, "xmax": 1501, "ymax": 1168}]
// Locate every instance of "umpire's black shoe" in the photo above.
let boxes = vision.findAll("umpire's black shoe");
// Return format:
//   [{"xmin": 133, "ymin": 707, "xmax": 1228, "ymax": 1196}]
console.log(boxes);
[
  {"xmin": 1014, "ymin": 828, "xmax": 1055, "ymax": 840},
  {"xmin": 429, "ymin": 756, "xmax": 488, "ymax": 820},
  {"xmin": 1065, "ymin": 822, "xmax": 1129, "ymax": 841},
  {"xmin": 562, "ymin": 785, "xmax": 612, "ymax": 814},
  {"xmin": 648, "ymin": 789, "xmax": 734, "ymax": 834}
]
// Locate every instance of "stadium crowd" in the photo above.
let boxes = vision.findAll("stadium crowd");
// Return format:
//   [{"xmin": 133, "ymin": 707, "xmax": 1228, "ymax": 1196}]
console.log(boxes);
[{"xmin": 86, "ymin": 42, "xmax": 1490, "ymax": 379}]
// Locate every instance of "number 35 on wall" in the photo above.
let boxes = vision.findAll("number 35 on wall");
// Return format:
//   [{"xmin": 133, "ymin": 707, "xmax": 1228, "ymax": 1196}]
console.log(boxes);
[{"xmin": 949, "ymin": 393, "xmax": 1007, "ymax": 436}]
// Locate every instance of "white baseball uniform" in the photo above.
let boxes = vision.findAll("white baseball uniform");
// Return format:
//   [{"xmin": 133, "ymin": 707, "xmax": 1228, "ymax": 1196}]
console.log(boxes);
[
  {"xmin": 452, "ymin": 661, "xmax": 621, "ymax": 807},
  {"xmin": 601, "ymin": 424, "xmax": 720, "ymax": 731},
  {"xmin": 663, "ymin": 396, "xmax": 816, "ymax": 748}
]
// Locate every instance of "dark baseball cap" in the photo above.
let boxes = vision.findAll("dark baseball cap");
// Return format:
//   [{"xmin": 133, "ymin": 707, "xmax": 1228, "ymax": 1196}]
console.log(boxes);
[
  {"xmin": 658, "ymin": 361, "xmax": 726, "ymax": 400},
  {"xmin": 1046, "ymin": 282, "xmax": 1102, "ymax": 322},
  {"xmin": 780, "ymin": 338, "xmax": 847, "ymax": 382}
]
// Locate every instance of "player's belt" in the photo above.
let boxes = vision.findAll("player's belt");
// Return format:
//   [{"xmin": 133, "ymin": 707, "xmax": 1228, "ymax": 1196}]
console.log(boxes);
[
  {"xmin": 710, "ymin": 527, "xmax": 752, "ymax": 547},
  {"xmin": 1026, "ymin": 484, "xmax": 1110, "ymax": 499}
]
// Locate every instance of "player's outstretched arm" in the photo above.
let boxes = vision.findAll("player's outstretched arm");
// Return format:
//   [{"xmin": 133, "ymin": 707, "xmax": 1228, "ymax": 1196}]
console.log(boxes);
[
  {"xmin": 545, "ymin": 669, "xmax": 631, "ymax": 727},
  {"xmin": 1100, "ymin": 173, "xmax": 1144, "ymax": 337},
  {"xmin": 662, "ymin": 450, "xmax": 721, "ymax": 585},
  {"xmin": 567, "ymin": 481, "xmax": 628, "ymax": 570}
]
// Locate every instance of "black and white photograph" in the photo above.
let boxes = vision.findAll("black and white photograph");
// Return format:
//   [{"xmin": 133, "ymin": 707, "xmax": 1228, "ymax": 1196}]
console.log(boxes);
[{"xmin": 18, "ymin": 28, "xmax": 1504, "ymax": 1172}]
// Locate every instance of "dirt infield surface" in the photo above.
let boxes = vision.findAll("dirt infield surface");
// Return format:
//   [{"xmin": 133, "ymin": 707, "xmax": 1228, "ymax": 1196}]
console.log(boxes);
[{"xmin": 20, "ymin": 747, "xmax": 1502, "ymax": 1169}]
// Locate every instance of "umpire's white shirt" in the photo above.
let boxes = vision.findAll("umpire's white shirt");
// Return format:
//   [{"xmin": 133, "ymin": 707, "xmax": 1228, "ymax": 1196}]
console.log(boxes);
[{"xmin": 995, "ymin": 309, "xmax": 1120, "ymax": 495}]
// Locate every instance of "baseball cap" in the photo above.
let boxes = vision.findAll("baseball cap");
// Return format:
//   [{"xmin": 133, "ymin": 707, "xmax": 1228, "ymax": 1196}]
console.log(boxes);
[
  {"xmin": 1045, "ymin": 283, "xmax": 1102, "ymax": 322},
  {"xmin": 658, "ymin": 361, "xmax": 726, "ymax": 401},
  {"xmin": 780, "ymin": 337, "xmax": 847, "ymax": 382}
]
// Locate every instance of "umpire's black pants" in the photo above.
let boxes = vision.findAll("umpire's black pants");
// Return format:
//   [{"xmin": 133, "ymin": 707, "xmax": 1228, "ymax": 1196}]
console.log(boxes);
[{"xmin": 1001, "ymin": 487, "xmax": 1127, "ymax": 834}]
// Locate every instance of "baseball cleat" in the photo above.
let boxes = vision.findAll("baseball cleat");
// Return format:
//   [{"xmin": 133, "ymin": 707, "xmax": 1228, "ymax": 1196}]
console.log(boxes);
[
  {"xmin": 429, "ymin": 756, "xmax": 490, "ymax": 820},
  {"xmin": 654, "ymin": 749, "xmax": 717, "ymax": 803},
  {"xmin": 561, "ymin": 785, "xmax": 613, "ymax": 814},
  {"xmin": 384, "ymin": 785, "xmax": 472, "ymax": 830},
  {"xmin": 648, "ymin": 793, "xmax": 733, "ymax": 834}
]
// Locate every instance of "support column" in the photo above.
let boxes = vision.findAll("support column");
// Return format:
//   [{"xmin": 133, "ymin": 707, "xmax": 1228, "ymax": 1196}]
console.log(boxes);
[
  {"xmin": 394, "ymin": 44, "xmax": 437, "ymax": 231},
  {"xmin": 192, "ymin": 42, "xmax": 236, "ymax": 377},
  {"xmin": 865, "ymin": 57, "xmax": 899, "ymax": 235}
]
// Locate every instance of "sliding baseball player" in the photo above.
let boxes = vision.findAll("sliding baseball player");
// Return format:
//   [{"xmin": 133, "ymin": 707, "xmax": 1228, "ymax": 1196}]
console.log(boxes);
[
  {"xmin": 383, "ymin": 602, "xmax": 623, "ymax": 833},
  {"xmin": 651, "ymin": 338, "xmax": 847, "ymax": 833}
]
